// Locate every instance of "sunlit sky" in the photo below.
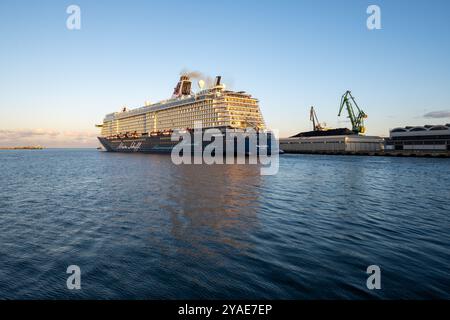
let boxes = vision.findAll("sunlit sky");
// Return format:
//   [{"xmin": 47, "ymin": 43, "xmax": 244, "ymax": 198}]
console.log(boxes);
[{"xmin": 1, "ymin": 0, "xmax": 450, "ymax": 147}]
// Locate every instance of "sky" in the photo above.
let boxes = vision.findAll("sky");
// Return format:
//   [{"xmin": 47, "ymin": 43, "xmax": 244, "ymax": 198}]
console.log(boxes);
[{"xmin": 0, "ymin": 0, "xmax": 449, "ymax": 147}]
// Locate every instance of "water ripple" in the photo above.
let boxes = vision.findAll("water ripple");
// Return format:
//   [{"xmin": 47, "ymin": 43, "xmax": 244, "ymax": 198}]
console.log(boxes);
[{"xmin": 0, "ymin": 150, "xmax": 449, "ymax": 299}]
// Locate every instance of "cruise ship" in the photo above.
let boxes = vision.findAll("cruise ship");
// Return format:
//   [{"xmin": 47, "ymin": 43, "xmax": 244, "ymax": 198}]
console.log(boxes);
[{"xmin": 96, "ymin": 74, "xmax": 272, "ymax": 154}]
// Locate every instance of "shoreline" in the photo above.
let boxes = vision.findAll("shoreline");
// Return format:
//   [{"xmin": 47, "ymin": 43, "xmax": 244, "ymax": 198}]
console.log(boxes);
[{"xmin": 0, "ymin": 146, "xmax": 44, "ymax": 150}]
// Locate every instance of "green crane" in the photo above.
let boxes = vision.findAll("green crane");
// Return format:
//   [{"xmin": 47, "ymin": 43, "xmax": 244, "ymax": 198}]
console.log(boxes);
[{"xmin": 338, "ymin": 90, "xmax": 368, "ymax": 134}]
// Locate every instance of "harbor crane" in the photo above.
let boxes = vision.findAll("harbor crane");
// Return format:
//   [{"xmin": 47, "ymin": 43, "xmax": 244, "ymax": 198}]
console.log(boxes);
[
  {"xmin": 310, "ymin": 106, "xmax": 325, "ymax": 131},
  {"xmin": 338, "ymin": 90, "xmax": 368, "ymax": 134}
]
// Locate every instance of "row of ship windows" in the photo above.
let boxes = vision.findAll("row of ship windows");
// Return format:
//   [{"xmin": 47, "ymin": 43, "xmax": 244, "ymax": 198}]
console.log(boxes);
[
  {"xmin": 110, "ymin": 106, "xmax": 258, "ymax": 124},
  {"xmin": 103, "ymin": 123, "xmax": 259, "ymax": 135},
  {"xmin": 109, "ymin": 117, "xmax": 263, "ymax": 128},
  {"xmin": 116, "ymin": 118, "xmax": 231, "ymax": 126},
  {"xmin": 157, "ymin": 113, "xmax": 218, "ymax": 119},
  {"xmin": 105, "ymin": 113, "xmax": 263, "ymax": 128},
  {"xmin": 157, "ymin": 111, "xmax": 220, "ymax": 117},
  {"xmin": 156, "ymin": 122, "xmax": 226, "ymax": 128},
  {"xmin": 156, "ymin": 118, "xmax": 221, "ymax": 124},
  {"xmin": 227, "ymin": 104, "xmax": 258, "ymax": 109},
  {"xmin": 177, "ymin": 105, "xmax": 216, "ymax": 112},
  {"xmin": 225, "ymin": 98, "xmax": 257, "ymax": 104},
  {"xmin": 229, "ymin": 109, "xmax": 260, "ymax": 114},
  {"xmin": 145, "ymin": 110, "xmax": 259, "ymax": 120},
  {"xmin": 112, "ymin": 118, "xmax": 253, "ymax": 129},
  {"xmin": 112, "ymin": 100, "xmax": 255, "ymax": 118},
  {"xmin": 136, "ymin": 106, "xmax": 256, "ymax": 120}
]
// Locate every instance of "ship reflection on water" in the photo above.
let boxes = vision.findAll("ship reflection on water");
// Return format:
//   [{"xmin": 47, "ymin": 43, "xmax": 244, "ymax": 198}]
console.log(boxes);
[{"xmin": 146, "ymin": 159, "xmax": 262, "ymax": 262}]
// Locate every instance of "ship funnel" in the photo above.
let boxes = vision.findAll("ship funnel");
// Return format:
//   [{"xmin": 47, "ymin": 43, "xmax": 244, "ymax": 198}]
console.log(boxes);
[
  {"xmin": 173, "ymin": 75, "xmax": 192, "ymax": 97},
  {"xmin": 214, "ymin": 76, "xmax": 222, "ymax": 86}
]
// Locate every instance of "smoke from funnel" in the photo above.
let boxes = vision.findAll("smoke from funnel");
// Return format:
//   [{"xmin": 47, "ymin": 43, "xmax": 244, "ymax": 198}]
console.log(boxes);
[
  {"xmin": 180, "ymin": 69, "xmax": 215, "ymax": 88},
  {"xmin": 180, "ymin": 69, "xmax": 203, "ymax": 79}
]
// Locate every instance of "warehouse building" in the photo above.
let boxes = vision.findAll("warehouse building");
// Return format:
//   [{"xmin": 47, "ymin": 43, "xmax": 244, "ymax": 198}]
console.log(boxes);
[
  {"xmin": 280, "ymin": 134, "xmax": 384, "ymax": 154},
  {"xmin": 385, "ymin": 124, "xmax": 450, "ymax": 152}
]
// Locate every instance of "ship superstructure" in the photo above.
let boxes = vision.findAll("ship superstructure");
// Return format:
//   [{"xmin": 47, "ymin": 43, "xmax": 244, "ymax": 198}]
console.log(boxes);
[{"xmin": 99, "ymin": 75, "xmax": 265, "ymax": 139}]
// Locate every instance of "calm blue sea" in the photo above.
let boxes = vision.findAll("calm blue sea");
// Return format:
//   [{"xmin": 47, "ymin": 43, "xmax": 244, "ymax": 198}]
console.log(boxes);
[{"xmin": 0, "ymin": 149, "xmax": 449, "ymax": 299}]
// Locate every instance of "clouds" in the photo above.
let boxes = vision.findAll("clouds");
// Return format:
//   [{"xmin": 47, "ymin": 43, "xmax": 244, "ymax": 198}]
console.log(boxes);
[
  {"xmin": 0, "ymin": 129, "xmax": 59, "ymax": 139},
  {"xmin": 423, "ymin": 110, "xmax": 450, "ymax": 119},
  {"xmin": 0, "ymin": 129, "xmax": 98, "ymax": 147}
]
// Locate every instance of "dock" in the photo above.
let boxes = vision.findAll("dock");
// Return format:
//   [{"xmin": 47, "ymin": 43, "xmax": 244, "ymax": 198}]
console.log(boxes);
[
  {"xmin": 279, "ymin": 134, "xmax": 450, "ymax": 158},
  {"xmin": 281, "ymin": 149, "xmax": 450, "ymax": 158}
]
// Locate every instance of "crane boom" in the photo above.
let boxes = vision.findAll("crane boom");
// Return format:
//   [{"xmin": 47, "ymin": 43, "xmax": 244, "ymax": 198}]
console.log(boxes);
[
  {"xmin": 338, "ymin": 90, "xmax": 368, "ymax": 134},
  {"xmin": 309, "ymin": 106, "xmax": 320, "ymax": 131},
  {"xmin": 310, "ymin": 106, "xmax": 325, "ymax": 131}
]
